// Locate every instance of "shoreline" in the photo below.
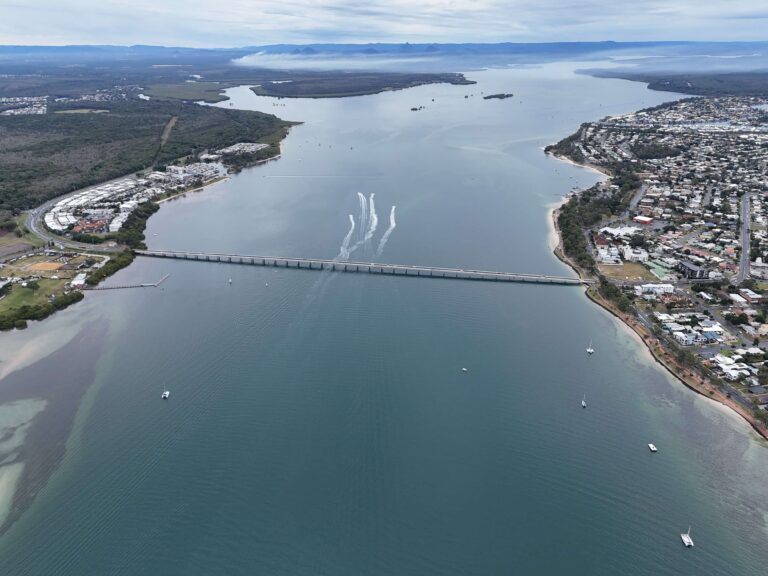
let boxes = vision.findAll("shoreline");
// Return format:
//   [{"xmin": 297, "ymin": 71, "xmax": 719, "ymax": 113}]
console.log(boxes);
[
  {"xmin": 547, "ymin": 151, "xmax": 768, "ymax": 442},
  {"xmin": 2, "ymin": 132, "xmax": 290, "ymax": 332}
]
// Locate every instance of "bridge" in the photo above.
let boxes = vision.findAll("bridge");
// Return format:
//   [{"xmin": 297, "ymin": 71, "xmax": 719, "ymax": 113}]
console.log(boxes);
[{"xmin": 135, "ymin": 250, "xmax": 591, "ymax": 287}]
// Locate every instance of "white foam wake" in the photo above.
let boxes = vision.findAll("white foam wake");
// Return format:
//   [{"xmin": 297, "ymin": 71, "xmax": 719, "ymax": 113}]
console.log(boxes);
[
  {"xmin": 375, "ymin": 205, "xmax": 397, "ymax": 257},
  {"xmin": 335, "ymin": 214, "xmax": 355, "ymax": 260},
  {"xmin": 363, "ymin": 193, "xmax": 378, "ymax": 242},
  {"xmin": 357, "ymin": 192, "xmax": 367, "ymax": 241}
]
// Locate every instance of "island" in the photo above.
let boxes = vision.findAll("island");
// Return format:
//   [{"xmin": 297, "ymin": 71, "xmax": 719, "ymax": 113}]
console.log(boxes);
[{"xmin": 483, "ymin": 93, "xmax": 514, "ymax": 100}]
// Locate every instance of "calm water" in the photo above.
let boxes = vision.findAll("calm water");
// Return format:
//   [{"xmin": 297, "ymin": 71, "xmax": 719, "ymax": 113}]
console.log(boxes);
[{"xmin": 1, "ymin": 63, "xmax": 767, "ymax": 575}]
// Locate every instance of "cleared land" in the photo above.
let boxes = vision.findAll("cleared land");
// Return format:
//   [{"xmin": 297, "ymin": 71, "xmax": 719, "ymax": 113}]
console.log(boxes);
[
  {"xmin": 598, "ymin": 263, "xmax": 657, "ymax": 282},
  {"xmin": 0, "ymin": 278, "xmax": 68, "ymax": 310}
]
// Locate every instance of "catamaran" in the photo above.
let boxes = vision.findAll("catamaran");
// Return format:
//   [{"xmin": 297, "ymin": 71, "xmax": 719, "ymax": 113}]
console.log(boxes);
[
  {"xmin": 680, "ymin": 526, "xmax": 694, "ymax": 547},
  {"xmin": 162, "ymin": 390, "xmax": 170, "ymax": 399},
  {"xmin": 586, "ymin": 340, "xmax": 595, "ymax": 355}
]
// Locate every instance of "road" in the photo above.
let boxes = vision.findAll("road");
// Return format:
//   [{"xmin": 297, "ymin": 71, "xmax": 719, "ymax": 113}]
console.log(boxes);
[{"xmin": 737, "ymin": 192, "xmax": 751, "ymax": 283}]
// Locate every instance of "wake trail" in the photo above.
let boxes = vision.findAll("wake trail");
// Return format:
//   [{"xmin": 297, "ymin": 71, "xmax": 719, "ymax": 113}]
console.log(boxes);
[
  {"xmin": 375, "ymin": 205, "xmax": 397, "ymax": 257},
  {"xmin": 357, "ymin": 192, "xmax": 367, "ymax": 242},
  {"xmin": 335, "ymin": 214, "xmax": 355, "ymax": 260},
  {"xmin": 346, "ymin": 193, "xmax": 378, "ymax": 258},
  {"xmin": 364, "ymin": 193, "xmax": 378, "ymax": 242}
]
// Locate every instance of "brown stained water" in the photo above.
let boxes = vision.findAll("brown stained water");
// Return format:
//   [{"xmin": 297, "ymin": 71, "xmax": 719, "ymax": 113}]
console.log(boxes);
[{"xmin": 0, "ymin": 63, "xmax": 766, "ymax": 575}]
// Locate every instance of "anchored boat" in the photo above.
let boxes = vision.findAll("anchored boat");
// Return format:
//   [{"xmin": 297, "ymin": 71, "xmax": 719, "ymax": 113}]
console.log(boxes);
[{"xmin": 681, "ymin": 526, "xmax": 694, "ymax": 547}]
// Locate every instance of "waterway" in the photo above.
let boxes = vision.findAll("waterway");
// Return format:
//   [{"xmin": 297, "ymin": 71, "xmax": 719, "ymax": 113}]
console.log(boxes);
[{"xmin": 0, "ymin": 62, "xmax": 767, "ymax": 575}]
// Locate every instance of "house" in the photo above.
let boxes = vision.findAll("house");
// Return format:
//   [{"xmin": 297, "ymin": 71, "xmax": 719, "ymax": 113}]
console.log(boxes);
[
  {"xmin": 635, "ymin": 283, "xmax": 675, "ymax": 296},
  {"xmin": 729, "ymin": 293, "xmax": 748, "ymax": 307},
  {"xmin": 676, "ymin": 260, "xmax": 708, "ymax": 279},
  {"xmin": 673, "ymin": 331, "xmax": 696, "ymax": 346},
  {"xmin": 71, "ymin": 273, "xmax": 87, "ymax": 289},
  {"xmin": 622, "ymin": 246, "xmax": 649, "ymax": 262},
  {"xmin": 740, "ymin": 289, "xmax": 763, "ymax": 305}
]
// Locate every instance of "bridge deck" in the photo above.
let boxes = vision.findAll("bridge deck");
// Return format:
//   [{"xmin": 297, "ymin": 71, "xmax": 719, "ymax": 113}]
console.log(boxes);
[{"xmin": 135, "ymin": 250, "xmax": 591, "ymax": 286}]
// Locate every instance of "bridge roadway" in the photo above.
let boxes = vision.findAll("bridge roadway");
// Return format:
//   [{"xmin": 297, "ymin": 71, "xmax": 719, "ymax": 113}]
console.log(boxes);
[{"xmin": 136, "ymin": 250, "xmax": 591, "ymax": 286}]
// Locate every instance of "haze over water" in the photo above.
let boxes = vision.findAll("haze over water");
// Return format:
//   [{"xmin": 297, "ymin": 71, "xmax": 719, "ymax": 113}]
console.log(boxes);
[{"xmin": 1, "ymin": 63, "xmax": 767, "ymax": 575}]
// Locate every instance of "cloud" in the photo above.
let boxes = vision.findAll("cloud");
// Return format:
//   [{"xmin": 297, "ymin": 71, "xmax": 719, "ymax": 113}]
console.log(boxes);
[{"xmin": 0, "ymin": 0, "xmax": 766, "ymax": 46}]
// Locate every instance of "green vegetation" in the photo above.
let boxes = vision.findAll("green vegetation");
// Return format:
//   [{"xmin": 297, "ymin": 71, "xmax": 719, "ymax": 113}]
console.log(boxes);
[
  {"xmin": 631, "ymin": 143, "xmax": 681, "ymax": 160},
  {"xmin": 111, "ymin": 202, "xmax": 159, "ymax": 249},
  {"xmin": 86, "ymin": 251, "xmax": 135, "ymax": 286},
  {"xmin": 0, "ymin": 281, "xmax": 83, "ymax": 331},
  {"xmin": 597, "ymin": 276, "xmax": 634, "ymax": 312},
  {"xmin": 483, "ymin": 93, "xmax": 514, "ymax": 100},
  {"xmin": 251, "ymin": 72, "xmax": 473, "ymax": 98},
  {"xmin": 556, "ymin": 160, "xmax": 640, "ymax": 272},
  {"xmin": 144, "ymin": 82, "xmax": 231, "ymax": 103},
  {"xmin": 71, "ymin": 232, "xmax": 105, "ymax": 244},
  {"xmin": 0, "ymin": 99, "xmax": 289, "ymax": 211},
  {"xmin": 593, "ymin": 71, "xmax": 768, "ymax": 98},
  {"xmin": 545, "ymin": 125, "xmax": 587, "ymax": 163}
]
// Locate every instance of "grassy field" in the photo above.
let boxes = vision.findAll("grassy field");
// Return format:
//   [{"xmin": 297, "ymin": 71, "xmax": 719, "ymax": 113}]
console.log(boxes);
[
  {"xmin": 598, "ymin": 262, "xmax": 657, "ymax": 282},
  {"xmin": 0, "ymin": 278, "xmax": 68, "ymax": 312},
  {"xmin": 144, "ymin": 82, "xmax": 231, "ymax": 103},
  {"xmin": 0, "ymin": 215, "xmax": 44, "ymax": 251}
]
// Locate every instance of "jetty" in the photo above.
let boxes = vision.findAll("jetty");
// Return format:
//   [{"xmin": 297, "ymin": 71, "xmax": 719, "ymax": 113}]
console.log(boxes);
[
  {"xmin": 135, "ymin": 251, "xmax": 590, "ymax": 286},
  {"xmin": 83, "ymin": 273, "xmax": 170, "ymax": 291}
]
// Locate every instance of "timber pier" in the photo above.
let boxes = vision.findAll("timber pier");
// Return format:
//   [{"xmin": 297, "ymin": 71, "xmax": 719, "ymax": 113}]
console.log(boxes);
[
  {"xmin": 83, "ymin": 273, "xmax": 170, "ymax": 291},
  {"xmin": 135, "ymin": 250, "xmax": 590, "ymax": 286}
]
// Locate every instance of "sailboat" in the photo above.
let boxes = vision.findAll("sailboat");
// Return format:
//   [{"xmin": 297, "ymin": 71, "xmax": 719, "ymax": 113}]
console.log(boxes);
[
  {"xmin": 680, "ymin": 526, "xmax": 694, "ymax": 547},
  {"xmin": 581, "ymin": 394, "xmax": 587, "ymax": 408},
  {"xmin": 586, "ymin": 340, "xmax": 595, "ymax": 355}
]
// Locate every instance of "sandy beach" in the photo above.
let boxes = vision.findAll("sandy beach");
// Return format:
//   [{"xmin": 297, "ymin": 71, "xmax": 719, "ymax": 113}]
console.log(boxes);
[{"xmin": 546, "ymin": 151, "xmax": 768, "ymax": 441}]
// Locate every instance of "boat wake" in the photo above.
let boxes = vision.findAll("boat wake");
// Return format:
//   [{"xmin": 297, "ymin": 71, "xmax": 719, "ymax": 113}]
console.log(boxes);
[
  {"xmin": 344, "ymin": 193, "xmax": 378, "ymax": 260},
  {"xmin": 335, "ymin": 214, "xmax": 355, "ymax": 260},
  {"xmin": 375, "ymin": 205, "xmax": 397, "ymax": 257}
]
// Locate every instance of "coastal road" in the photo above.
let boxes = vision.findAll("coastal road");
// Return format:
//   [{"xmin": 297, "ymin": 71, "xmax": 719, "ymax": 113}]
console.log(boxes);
[{"xmin": 737, "ymin": 192, "xmax": 751, "ymax": 284}]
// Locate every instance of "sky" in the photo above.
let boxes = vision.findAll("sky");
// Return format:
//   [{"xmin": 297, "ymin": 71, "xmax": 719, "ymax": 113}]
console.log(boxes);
[{"xmin": 0, "ymin": 1, "xmax": 767, "ymax": 47}]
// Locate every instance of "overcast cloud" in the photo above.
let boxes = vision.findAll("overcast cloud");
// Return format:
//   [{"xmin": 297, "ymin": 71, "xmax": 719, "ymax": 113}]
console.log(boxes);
[{"xmin": 0, "ymin": 0, "xmax": 766, "ymax": 46}]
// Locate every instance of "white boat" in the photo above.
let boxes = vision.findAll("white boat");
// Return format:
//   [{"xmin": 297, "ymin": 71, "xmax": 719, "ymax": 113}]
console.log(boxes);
[
  {"xmin": 680, "ymin": 526, "xmax": 694, "ymax": 547},
  {"xmin": 581, "ymin": 394, "xmax": 587, "ymax": 408},
  {"xmin": 648, "ymin": 443, "xmax": 658, "ymax": 452},
  {"xmin": 162, "ymin": 390, "xmax": 170, "ymax": 399},
  {"xmin": 586, "ymin": 340, "xmax": 595, "ymax": 355},
  {"xmin": 228, "ymin": 278, "xmax": 232, "ymax": 284},
  {"xmin": 461, "ymin": 367, "xmax": 468, "ymax": 373}
]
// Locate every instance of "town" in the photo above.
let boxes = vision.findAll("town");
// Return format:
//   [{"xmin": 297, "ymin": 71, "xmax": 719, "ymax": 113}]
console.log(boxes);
[
  {"xmin": 549, "ymin": 96, "xmax": 768, "ymax": 419},
  {"xmin": 0, "ymin": 141, "xmax": 270, "ymax": 329}
]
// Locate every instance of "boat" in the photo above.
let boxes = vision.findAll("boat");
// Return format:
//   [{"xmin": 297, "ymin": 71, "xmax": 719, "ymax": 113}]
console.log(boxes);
[
  {"xmin": 228, "ymin": 278, "xmax": 232, "ymax": 284},
  {"xmin": 586, "ymin": 340, "xmax": 595, "ymax": 355},
  {"xmin": 648, "ymin": 443, "xmax": 658, "ymax": 452},
  {"xmin": 162, "ymin": 390, "xmax": 170, "ymax": 399},
  {"xmin": 680, "ymin": 526, "xmax": 694, "ymax": 547},
  {"xmin": 461, "ymin": 367, "xmax": 468, "ymax": 373},
  {"xmin": 581, "ymin": 394, "xmax": 587, "ymax": 408}
]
